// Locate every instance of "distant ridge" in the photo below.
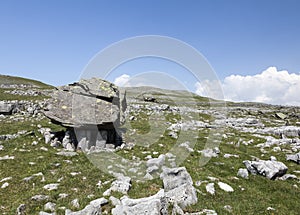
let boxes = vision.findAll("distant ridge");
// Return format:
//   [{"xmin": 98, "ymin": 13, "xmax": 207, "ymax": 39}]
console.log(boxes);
[{"xmin": 0, "ymin": 74, "xmax": 53, "ymax": 89}]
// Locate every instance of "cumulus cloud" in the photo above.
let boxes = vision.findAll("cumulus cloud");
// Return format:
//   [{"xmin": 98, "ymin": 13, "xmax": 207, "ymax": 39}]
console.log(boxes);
[
  {"xmin": 113, "ymin": 74, "xmax": 131, "ymax": 87},
  {"xmin": 195, "ymin": 67, "xmax": 300, "ymax": 106}
]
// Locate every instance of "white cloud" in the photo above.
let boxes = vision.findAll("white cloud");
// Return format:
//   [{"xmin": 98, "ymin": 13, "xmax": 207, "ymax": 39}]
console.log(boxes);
[
  {"xmin": 113, "ymin": 74, "xmax": 131, "ymax": 87},
  {"xmin": 195, "ymin": 67, "xmax": 300, "ymax": 106}
]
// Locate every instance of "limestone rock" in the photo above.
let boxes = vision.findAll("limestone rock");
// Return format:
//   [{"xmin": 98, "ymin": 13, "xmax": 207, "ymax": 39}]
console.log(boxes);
[
  {"xmin": 217, "ymin": 182, "xmax": 234, "ymax": 192},
  {"xmin": 16, "ymin": 204, "xmax": 26, "ymax": 215},
  {"xmin": 286, "ymin": 152, "xmax": 300, "ymax": 164},
  {"xmin": 206, "ymin": 183, "xmax": 215, "ymax": 195},
  {"xmin": 237, "ymin": 168, "xmax": 249, "ymax": 179},
  {"xmin": 44, "ymin": 202, "xmax": 56, "ymax": 212},
  {"xmin": 111, "ymin": 189, "xmax": 165, "ymax": 215},
  {"xmin": 160, "ymin": 167, "xmax": 197, "ymax": 209},
  {"xmin": 243, "ymin": 159, "xmax": 288, "ymax": 180}
]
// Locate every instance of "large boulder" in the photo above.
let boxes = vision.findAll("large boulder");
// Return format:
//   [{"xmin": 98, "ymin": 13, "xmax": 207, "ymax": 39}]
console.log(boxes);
[
  {"xmin": 243, "ymin": 159, "xmax": 288, "ymax": 180},
  {"xmin": 43, "ymin": 78, "xmax": 127, "ymax": 150},
  {"xmin": 44, "ymin": 78, "xmax": 126, "ymax": 128}
]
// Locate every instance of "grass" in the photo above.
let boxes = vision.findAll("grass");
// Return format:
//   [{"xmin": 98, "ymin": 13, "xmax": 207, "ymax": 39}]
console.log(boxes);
[{"xmin": 1, "ymin": 78, "xmax": 300, "ymax": 214}]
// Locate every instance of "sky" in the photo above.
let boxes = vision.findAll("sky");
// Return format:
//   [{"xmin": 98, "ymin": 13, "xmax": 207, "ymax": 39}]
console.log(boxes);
[{"xmin": 1, "ymin": 0, "xmax": 300, "ymax": 105}]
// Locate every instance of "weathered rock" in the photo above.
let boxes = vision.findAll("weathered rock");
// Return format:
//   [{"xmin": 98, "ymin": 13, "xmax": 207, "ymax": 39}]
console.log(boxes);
[
  {"xmin": 0, "ymin": 101, "xmax": 15, "ymax": 115},
  {"xmin": 112, "ymin": 189, "xmax": 165, "ymax": 215},
  {"xmin": 278, "ymin": 174, "xmax": 297, "ymax": 180},
  {"xmin": 43, "ymin": 78, "xmax": 127, "ymax": 150},
  {"xmin": 243, "ymin": 159, "xmax": 288, "ymax": 180},
  {"xmin": 43, "ymin": 183, "xmax": 59, "ymax": 191},
  {"xmin": 31, "ymin": 195, "xmax": 50, "ymax": 201},
  {"xmin": 206, "ymin": 183, "xmax": 215, "ymax": 195},
  {"xmin": 44, "ymin": 202, "xmax": 56, "ymax": 212},
  {"xmin": 275, "ymin": 112, "xmax": 287, "ymax": 120},
  {"xmin": 56, "ymin": 151, "xmax": 78, "ymax": 157},
  {"xmin": 217, "ymin": 182, "xmax": 234, "ymax": 192},
  {"xmin": 237, "ymin": 168, "xmax": 249, "ymax": 179},
  {"xmin": 110, "ymin": 176, "xmax": 131, "ymax": 194},
  {"xmin": 66, "ymin": 198, "xmax": 106, "ymax": 215},
  {"xmin": 16, "ymin": 204, "xmax": 26, "ymax": 215},
  {"xmin": 160, "ymin": 167, "xmax": 197, "ymax": 209},
  {"xmin": 286, "ymin": 152, "xmax": 300, "ymax": 164}
]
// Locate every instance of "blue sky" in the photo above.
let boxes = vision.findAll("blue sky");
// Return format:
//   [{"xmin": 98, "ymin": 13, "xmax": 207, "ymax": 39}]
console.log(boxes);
[{"xmin": 1, "ymin": 0, "xmax": 300, "ymax": 105}]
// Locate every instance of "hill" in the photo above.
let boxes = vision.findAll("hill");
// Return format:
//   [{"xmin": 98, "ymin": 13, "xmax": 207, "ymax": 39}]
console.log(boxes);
[{"xmin": 0, "ymin": 75, "xmax": 300, "ymax": 214}]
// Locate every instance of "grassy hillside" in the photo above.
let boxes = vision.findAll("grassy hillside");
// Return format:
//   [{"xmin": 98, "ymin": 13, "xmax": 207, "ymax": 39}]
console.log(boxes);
[{"xmin": 0, "ymin": 77, "xmax": 300, "ymax": 214}]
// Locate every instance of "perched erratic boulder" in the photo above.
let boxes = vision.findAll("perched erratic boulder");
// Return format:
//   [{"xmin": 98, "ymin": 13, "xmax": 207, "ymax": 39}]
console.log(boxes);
[
  {"xmin": 43, "ymin": 78, "xmax": 127, "ymax": 150},
  {"xmin": 243, "ymin": 159, "xmax": 288, "ymax": 180}
]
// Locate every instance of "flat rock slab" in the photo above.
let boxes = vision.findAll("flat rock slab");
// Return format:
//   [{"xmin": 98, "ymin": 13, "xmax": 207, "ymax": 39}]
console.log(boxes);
[{"xmin": 243, "ymin": 160, "xmax": 288, "ymax": 180}]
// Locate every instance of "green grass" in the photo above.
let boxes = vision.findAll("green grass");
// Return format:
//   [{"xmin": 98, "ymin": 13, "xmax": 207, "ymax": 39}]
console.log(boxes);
[
  {"xmin": 0, "ymin": 75, "xmax": 53, "ymax": 89},
  {"xmin": 1, "ymin": 81, "xmax": 300, "ymax": 214}
]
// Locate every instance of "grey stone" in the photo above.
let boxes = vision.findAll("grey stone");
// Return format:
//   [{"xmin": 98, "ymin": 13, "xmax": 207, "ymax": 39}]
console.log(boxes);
[
  {"xmin": 56, "ymin": 151, "xmax": 78, "ymax": 157},
  {"xmin": 206, "ymin": 183, "xmax": 215, "ymax": 195},
  {"xmin": 109, "ymin": 196, "xmax": 121, "ymax": 206},
  {"xmin": 286, "ymin": 152, "xmax": 300, "ymax": 164},
  {"xmin": 0, "ymin": 101, "xmax": 15, "ymax": 115},
  {"xmin": 65, "ymin": 203, "xmax": 101, "ymax": 215},
  {"xmin": 160, "ymin": 167, "xmax": 197, "ymax": 209},
  {"xmin": 237, "ymin": 168, "xmax": 249, "ymax": 179},
  {"xmin": 147, "ymin": 154, "xmax": 165, "ymax": 167},
  {"xmin": 44, "ymin": 202, "xmax": 56, "ymax": 212},
  {"xmin": 217, "ymin": 182, "xmax": 234, "ymax": 192},
  {"xmin": 110, "ymin": 176, "xmax": 131, "ymax": 194},
  {"xmin": 112, "ymin": 189, "xmax": 165, "ymax": 215},
  {"xmin": 278, "ymin": 174, "xmax": 297, "ymax": 180},
  {"xmin": 31, "ymin": 195, "xmax": 50, "ymax": 201},
  {"xmin": 275, "ymin": 112, "xmax": 287, "ymax": 120},
  {"xmin": 243, "ymin": 160, "xmax": 288, "ymax": 180},
  {"xmin": 39, "ymin": 212, "xmax": 55, "ymax": 215},
  {"xmin": 43, "ymin": 183, "xmax": 59, "ymax": 191},
  {"xmin": 71, "ymin": 199, "xmax": 80, "ymax": 208},
  {"xmin": 43, "ymin": 78, "xmax": 127, "ymax": 150},
  {"xmin": 16, "ymin": 204, "xmax": 26, "ymax": 215}
]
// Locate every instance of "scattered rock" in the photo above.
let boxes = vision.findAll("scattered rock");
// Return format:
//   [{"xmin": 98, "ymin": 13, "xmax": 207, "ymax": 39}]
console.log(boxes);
[
  {"xmin": 112, "ymin": 189, "xmax": 165, "ymax": 215},
  {"xmin": 66, "ymin": 198, "xmax": 105, "ymax": 215},
  {"xmin": 1, "ymin": 182, "xmax": 9, "ymax": 188},
  {"xmin": 16, "ymin": 204, "xmax": 26, "ymax": 215},
  {"xmin": 161, "ymin": 167, "xmax": 197, "ymax": 209},
  {"xmin": 200, "ymin": 148, "xmax": 220, "ymax": 158},
  {"xmin": 275, "ymin": 112, "xmax": 287, "ymax": 120},
  {"xmin": 243, "ymin": 159, "xmax": 288, "ymax": 180},
  {"xmin": 206, "ymin": 183, "xmax": 215, "ymax": 195},
  {"xmin": 44, "ymin": 202, "xmax": 56, "ymax": 212},
  {"xmin": 237, "ymin": 168, "xmax": 249, "ymax": 179},
  {"xmin": 43, "ymin": 183, "xmax": 59, "ymax": 191},
  {"xmin": 278, "ymin": 174, "xmax": 298, "ymax": 181},
  {"xmin": 71, "ymin": 199, "xmax": 80, "ymax": 209},
  {"xmin": 217, "ymin": 182, "xmax": 234, "ymax": 192},
  {"xmin": 0, "ymin": 155, "xmax": 15, "ymax": 161},
  {"xmin": 31, "ymin": 195, "xmax": 50, "ymax": 201},
  {"xmin": 56, "ymin": 151, "xmax": 78, "ymax": 157},
  {"xmin": 286, "ymin": 152, "xmax": 300, "ymax": 164}
]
